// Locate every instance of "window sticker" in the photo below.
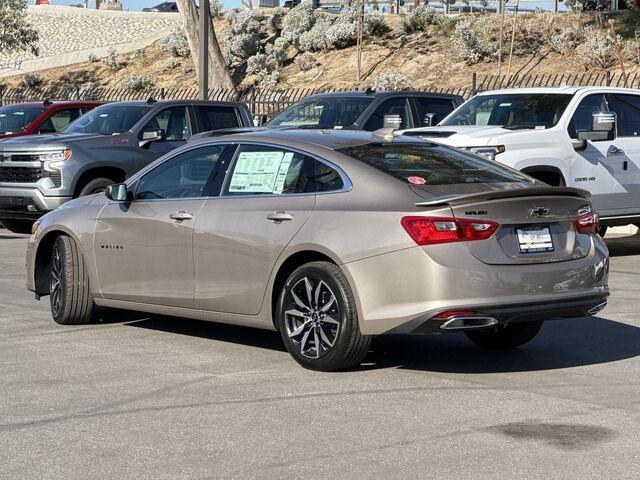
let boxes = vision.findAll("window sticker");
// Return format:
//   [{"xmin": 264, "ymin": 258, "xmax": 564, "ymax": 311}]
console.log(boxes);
[
  {"xmin": 498, "ymin": 103, "xmax": 512, "ymax": 107},
  {"xmin": 228, "ymin": 150, "xmax": 292, "ymax": 194},
  {"xmin": 407, "ymin": 176, "xmax": 426, "ymax": 185}
]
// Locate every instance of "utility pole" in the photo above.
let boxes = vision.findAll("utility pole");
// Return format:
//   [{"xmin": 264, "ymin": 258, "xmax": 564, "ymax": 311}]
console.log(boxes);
[{"xmin": 199, "ymin": 0, "xmax": 210, "ymax": 100}]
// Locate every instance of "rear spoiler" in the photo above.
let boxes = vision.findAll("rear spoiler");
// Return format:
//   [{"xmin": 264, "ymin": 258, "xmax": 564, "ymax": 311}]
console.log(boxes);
[{"xmin": 415, "ymin": 187, "xmax": 590, "ymax": 207}]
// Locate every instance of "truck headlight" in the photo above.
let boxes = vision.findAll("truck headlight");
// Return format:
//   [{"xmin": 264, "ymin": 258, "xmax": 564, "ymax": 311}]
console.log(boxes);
[
  {"xmin": 39, "ymin": 148, "xmax": 71, "ymax": 162},
  {"xmin": 465, "ymin": 145, "xmax": 505, "ymax": 161}
]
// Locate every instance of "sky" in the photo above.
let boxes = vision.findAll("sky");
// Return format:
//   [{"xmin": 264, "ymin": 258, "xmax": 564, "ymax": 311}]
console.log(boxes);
[{"xmin": 40, "ymin": 0, "xmax": 243, "ymax": 11}]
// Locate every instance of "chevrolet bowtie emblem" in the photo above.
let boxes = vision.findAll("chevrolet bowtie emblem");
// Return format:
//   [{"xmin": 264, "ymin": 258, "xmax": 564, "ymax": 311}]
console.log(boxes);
[{"xmin": 530, "ymin": 207, "xmax": 550, "ymax": 217}]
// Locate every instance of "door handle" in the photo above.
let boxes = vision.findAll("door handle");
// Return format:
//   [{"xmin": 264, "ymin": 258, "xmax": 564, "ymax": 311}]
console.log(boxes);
[
  {"xmin": 169, "ymin": 211, "xmax": 193, "ymax": 221},
  {"xmin": 266, "ymin": 211, "xmax": 294, "ymax": 223}
]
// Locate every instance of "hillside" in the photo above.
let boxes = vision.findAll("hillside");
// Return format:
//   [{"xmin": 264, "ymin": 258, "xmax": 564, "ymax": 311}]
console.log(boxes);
[{"xmin": 4, "ymin": 8, "xmax": 640, "ymax": 93}]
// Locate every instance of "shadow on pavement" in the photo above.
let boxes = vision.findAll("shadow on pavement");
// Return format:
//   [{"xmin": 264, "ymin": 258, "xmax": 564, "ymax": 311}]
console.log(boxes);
[
  {"xmin": 605, "ymin": 234, "xmax": 640, "ymax": 257},
  {"xmin": 362, "ymin": 316, "xmax": 640, "ymax": 373}
]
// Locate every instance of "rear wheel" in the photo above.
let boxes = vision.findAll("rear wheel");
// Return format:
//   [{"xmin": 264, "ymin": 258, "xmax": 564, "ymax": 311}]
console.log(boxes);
[
  {"xmin": 50, "ymin": 236, "xmax": 94, "ymax": 325},
  {"xmin": 0, "ymin": 218, "xmax": 34, "ymax": 234},
  {"xmin": 78, "ymin": 177, "xmax": 114, "ymax": 196},
  {"xmin": 465, "ymin": 321, "xmax": 543, "ymax": 349},
  {"xmin": 276, "ymin": 261, "xmax": 372, "ymax": 371}
]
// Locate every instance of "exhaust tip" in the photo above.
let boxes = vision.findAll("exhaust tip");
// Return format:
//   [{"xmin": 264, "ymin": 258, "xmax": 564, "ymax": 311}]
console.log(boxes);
[
  {"xmin": 587, "ymin": 301, "xmax": 607, "ymax": 316},
  {"xmin": 439, "ymin": 316, "xmax": 499, "ymax": 331}
]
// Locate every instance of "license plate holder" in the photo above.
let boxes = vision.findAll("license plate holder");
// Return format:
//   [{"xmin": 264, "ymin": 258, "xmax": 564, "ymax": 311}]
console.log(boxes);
[{"xmin": 516, "ymin": 226, "xmax": 554, "ymax": 253}]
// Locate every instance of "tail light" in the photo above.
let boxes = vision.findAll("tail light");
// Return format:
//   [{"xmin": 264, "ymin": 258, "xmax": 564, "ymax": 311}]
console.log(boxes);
[
  {"xmin": 401, "ymin": 216, "xmax": 499, "ymax": 246},
  {"xmin": 574, "ymin": 211, "xmax": 599, "ymax": 234}
]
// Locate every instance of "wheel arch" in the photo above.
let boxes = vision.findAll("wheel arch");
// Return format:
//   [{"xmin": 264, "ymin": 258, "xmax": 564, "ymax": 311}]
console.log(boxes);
[
  {"xmin": 73, "ymin": 165, "xmax": 126, "ymax": 197},
  {"xmin": 520, "ymin": 165, "xmax": 567, "ymax": 186},
  {"xmin": 268, "ymin": 248, "xmax": 345, "ymax": 330},
  {"xmin": 33, "ymin": 227, "xmax": 79, "ymax": 296}
]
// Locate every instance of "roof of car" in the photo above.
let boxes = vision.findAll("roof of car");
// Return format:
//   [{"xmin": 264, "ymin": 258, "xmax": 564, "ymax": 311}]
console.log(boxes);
[
  {"xmin": 103, "ymin": 99, "xmax": 247, "ymax": 107},
  {"xmin": 306, "ymin": 90, "xmax": 463, "ymax": 100},
  {"xmin": 205, "ymin": 128, "xmax": 433, "ymax": 151},
  {"xmin": 477, "ymin": 86, "xmax": 640, "ymax": 96},
  {"xmin": 7, "ymin": 100, "xmax": 102, "ymax": 109}
]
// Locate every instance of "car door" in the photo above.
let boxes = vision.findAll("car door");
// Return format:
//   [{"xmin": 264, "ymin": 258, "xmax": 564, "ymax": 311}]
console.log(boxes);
[
  {"xmin": 136, "ymin": 106, "xmax": 193, "ymax": 168},
  {"xmin": 94, "ymin": 144, "xmax": 225, "ymax": 307},
  {"xmin": 567, "ymin": 93, "xmax": 629, "ymax": 214},
  {"xmin": 605, "ymin": 93, "xmax": 640, "ymax": 212},
  {"xmin": 193, "ymin": 143, "xmax": 316, "ymax": 314}
]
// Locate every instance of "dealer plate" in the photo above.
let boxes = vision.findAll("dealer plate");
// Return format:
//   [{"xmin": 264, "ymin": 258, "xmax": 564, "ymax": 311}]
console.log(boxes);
[{"xmin": 516, "ymin": 226, "xmax": 554, "ymax": 253}]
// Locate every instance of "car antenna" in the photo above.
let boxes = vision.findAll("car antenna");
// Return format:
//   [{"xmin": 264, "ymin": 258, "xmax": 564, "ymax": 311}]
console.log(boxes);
[
  {"xmin": 372, "ymin": 127, "xmax": 398, "ymax": 142},
  {"xmin": 43, "ymin": 98, "xmax": 52, "ymax": 106},
  {"xmin": 146, "ymin": 97, "xmax": 157, "ymax": 104},
  {"xmin": 364, "ymin": 87, "xmax": 375, "ymax": 95}
]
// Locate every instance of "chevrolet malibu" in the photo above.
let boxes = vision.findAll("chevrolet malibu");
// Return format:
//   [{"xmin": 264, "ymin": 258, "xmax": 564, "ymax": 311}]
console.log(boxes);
[{"xmin": 26, "ymin": 130, "xmax": 609, "ymax": 371}]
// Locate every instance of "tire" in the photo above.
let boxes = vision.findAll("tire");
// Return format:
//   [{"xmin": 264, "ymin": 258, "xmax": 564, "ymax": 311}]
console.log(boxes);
[
  {"xmin": 465, "ymin": 321, "xmax": 543, "ymax": 349},
  {"xmin": 276, "ymin": 261, "xmax": 372, "ymax": 371},
  {"xmin": 78, "ymin": 177, "xmax": 115, "ymax": 196},
  {"xmin": 0, "ymin": 218, "xmax": 34, "ymax": 234},
  {"xmin": 50, "ymin": 235, "xmax": 94, "ymax": 325}
]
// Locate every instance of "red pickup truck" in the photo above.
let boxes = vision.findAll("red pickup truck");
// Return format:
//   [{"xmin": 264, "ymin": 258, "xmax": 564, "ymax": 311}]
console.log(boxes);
[{"xmin": 0, "ymin": 100, "xmax": 102, "ymax": 140}]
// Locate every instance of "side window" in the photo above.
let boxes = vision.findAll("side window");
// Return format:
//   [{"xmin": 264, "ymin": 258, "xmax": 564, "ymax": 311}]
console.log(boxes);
[
  {"xmin": 607, "ymin": 94, "xmax": 640, "ymax": 137},
  {"xmin": 363, "ymin": 98, "xmax": 413, "ymax": 131},
  {"xmin": 39, "ymin": 109, "xmax": 81, "ymax": 134},
  {"xmin": 414, "ymin": 98, "xmax": 456, "ymax": 126},
  {"xmin": 223, "ymin": 145, "xmax": 312, "ymax": 196},
  {"xmin": 197, "ymin": 106, "xmax": 240, "ymax": 131},
  {"xmin": 141, "ymin": 106, "xmax": 191, "ymax": 141},
  {"xmin": 311, "ymin": 160, "xmax": 344, "ymax": 192},
  {"xmin": 567, "ymin": 94, "xmax": 608, "ymax": 139},
  {"xmin": 135, "ymin": 146, "xmax": 223, "ymax": 200}
]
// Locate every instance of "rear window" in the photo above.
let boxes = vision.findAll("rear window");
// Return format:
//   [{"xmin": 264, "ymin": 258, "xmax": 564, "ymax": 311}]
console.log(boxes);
[
  {"xmin": 198, "ymin": 106, "xmax": 240, "ymax": 131},
  {"xmin": 337, "ymin": 143, "xmax": 525, "ymax": 185}
]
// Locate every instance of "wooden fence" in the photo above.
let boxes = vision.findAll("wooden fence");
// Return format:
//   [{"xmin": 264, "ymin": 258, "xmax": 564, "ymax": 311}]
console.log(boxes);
[{"xmin": 2, "ymin": 72, "xmax": 639, "ymax": 116}]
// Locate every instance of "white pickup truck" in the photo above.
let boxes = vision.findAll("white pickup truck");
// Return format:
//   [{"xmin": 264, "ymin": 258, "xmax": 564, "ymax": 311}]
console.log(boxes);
[{"xmin": 401, "ymin": 86, "xmax": 640, "ymax": 234}]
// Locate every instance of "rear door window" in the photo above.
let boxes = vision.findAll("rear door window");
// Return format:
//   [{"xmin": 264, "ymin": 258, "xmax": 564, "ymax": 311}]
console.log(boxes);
[
  {"xmin": 197, "ymin": 106, "xmax": 240, "ymax": 131},
  {"xmin": 338, "ymin": 143, "xmax": 525, "ymax": 185},
  {"xmin": 413, "ymin": 97, "xmax": 457, "ymax": 126},
  {"xmin": 311, "ymin": 160, "xmax": 344, "ymax": 192},
  {"xmin": 363, "ymin": 98, "xmax": 413, "ymax": 131}
]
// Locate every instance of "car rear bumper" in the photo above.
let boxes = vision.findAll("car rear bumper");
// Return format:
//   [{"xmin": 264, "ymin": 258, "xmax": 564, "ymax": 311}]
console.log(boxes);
[
  {"xmin": 342, "ymin": 237, "xmax": 609, "ymax": 335},
  {"xmin": 0, "ymin": 187, "xmax": 70, "ymax": 219}
]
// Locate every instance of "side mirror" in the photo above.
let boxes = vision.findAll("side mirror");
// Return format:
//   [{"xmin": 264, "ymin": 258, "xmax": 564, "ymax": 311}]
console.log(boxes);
[
  {"xmin": 139, "ymin": 129, "xmax": 165, "ymax": 147},
  {"xmin": 423, "ymin": 112, "xmax": 437, "ymax": 127},
  {"xmin": 383, "ymin": 114, "xmax": 402, "ymax": 130},
  {"xmin": 105, "ymin": 183, "xmax": 130, "ymax": 202},
  {"xmin": 577, "ymin": 112, "xmax": 616, "ymax": 142}
]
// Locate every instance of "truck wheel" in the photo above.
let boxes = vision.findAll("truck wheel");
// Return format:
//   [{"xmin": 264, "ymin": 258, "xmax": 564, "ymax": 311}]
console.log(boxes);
[
  {"xmin": 465, "ymin": 321, "xmax": 543, "ymax": 349},
  {"xmin": 78, "ymin": 178, "xmax": 114, "ymax": 196},
  {"xmin": 0, "ymin": 218, "xmax": 34, "ymax": 234},
  {"xmin": 276, "ymin": 261, "xmax": 372, "ymax": 371},
  {"xmin": 50, "ymin": 236, "xmax": 94, "ymax": 325}
]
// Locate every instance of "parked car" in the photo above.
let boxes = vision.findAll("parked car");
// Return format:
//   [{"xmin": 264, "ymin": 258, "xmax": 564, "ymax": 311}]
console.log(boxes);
[
  {"xmin": 189, "ymin": 90, "xmax": 464, "ymax": 141},
  {"xmin": 0, "ymin": 100, "xmax": 101, "ymax": 140},
  {"xmin": 27, "ymin": 129, "xmax": 609, "ymax": 371},
  {"xmin": 0, "ymin": 99, "xmax": 252, "ymax": 233},
  {"xmin": 142, "ymin": 1, "xmax": 178, "ymax": 12},
  {"xmin": 401, "ymin": 86, "xmax": 640, "ymax": 235}
]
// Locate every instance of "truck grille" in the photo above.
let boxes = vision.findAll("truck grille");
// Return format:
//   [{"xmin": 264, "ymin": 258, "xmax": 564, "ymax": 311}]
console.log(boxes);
[
  {"xmin": 0, "ymin": 154, "xmax": 41, "ymax": 162},
  {"xmin": 0, "ymin": 167, "xmax": 43, "ymax": 183}
]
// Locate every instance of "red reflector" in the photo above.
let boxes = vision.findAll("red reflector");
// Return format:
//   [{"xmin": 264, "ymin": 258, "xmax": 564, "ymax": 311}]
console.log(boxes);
[
  {"xmin": 401, "ymin": 216, "xmax": 499, "ymax": 246},
  {"xmin": 433, "ymin": 310, "xmax": 478, "ymax": 320},
  {"xmin": 574, "ymin": 211, "xmax": 598, "ymax": 234}
]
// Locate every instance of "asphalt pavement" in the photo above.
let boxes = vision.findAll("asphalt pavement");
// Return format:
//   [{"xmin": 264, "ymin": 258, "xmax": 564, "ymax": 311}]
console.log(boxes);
[{"xmin": 1, "ymin": 231, "xmax": 640, "ymax": 479}]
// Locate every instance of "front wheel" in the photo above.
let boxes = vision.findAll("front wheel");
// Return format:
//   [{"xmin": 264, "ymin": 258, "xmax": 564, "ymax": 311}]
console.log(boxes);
[
  {"xmin": 1, "ymin": 218, "xmax": 34, "ymax": 234},
  {"xmin": 50, "ymin": 236, "xmax": 94, "ymax": 325},
  {"xmin": 465, "ymin": 321, "xmax": 543, "ymax": 349},
  {"xmin": 78, "ymin": 177, "xmax": 115, "ymax": 196},
  {"xmin": 276, "ymin": 261, "xmax": 372, "ymax": 371}
]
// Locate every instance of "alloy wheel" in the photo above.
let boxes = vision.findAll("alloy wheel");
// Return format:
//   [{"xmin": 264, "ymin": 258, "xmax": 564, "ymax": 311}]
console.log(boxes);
[
  {"xmin": 284, "ymin": 276, "xmax": 341, "ymax": 359},
  {"xmin": 50, "ymin": 245, "xmax": 63, "ymax": 317}
]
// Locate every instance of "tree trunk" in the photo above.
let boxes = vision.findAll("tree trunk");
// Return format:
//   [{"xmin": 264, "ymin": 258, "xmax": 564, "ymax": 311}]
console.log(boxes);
[{"xmin": 175, "ymin": 0, "xmax": 235, "ymax": 91}]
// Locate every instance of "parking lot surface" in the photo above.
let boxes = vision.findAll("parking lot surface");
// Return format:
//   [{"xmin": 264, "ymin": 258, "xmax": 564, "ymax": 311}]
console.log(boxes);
[{"xmin": 2, "ymin": 231, "xmax": 640, "ymax": 479}]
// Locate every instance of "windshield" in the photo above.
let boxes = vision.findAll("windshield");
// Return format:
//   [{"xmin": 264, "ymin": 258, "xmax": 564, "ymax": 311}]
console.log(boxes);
[
  {"xmin": 338, "ymin": 143, "xmax": 527, "ymax": 185},
  {"xmin": 64, "ymin": 104, "xmax": 151, "ymax": 135},
  {"xmin": 0, "ymin": 105, "xmax": 43, "ymax": 134},
  {"xmin": 442, "ymin": 93, "xmax": 573, "ymax": 129},
  {"xmin": 267, "ymin": 97, "xmax": 373, "ymax": 128}
]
